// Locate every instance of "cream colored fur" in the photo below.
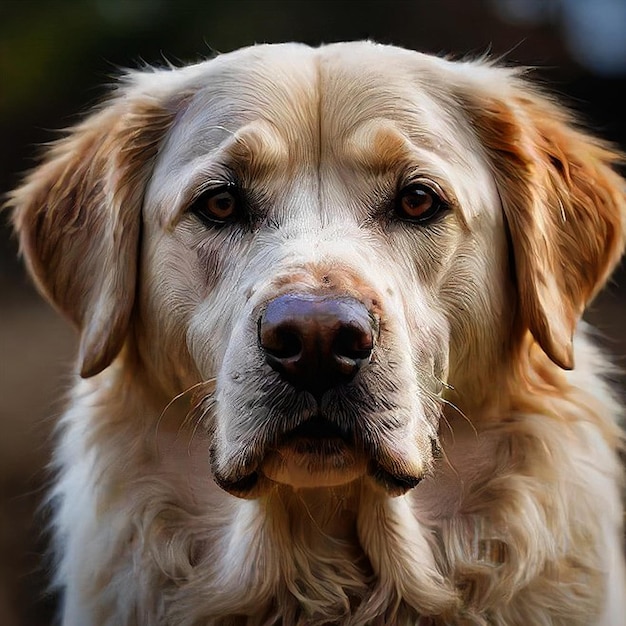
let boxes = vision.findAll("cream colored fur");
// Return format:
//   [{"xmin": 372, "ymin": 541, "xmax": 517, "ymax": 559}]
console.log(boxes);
[{"xmin": 8, "ymin": 41, "xmax": 626, "ymax": 625}]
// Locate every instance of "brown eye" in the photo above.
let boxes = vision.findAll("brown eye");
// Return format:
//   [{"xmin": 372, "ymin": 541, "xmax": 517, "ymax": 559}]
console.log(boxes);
[
  {"xmin": 190, "ymin": 185, "xmax": 240, "ymax": 225},
  {"xmin": 395, "ymin": 184, "xmax": 447, "ymax": 223}
]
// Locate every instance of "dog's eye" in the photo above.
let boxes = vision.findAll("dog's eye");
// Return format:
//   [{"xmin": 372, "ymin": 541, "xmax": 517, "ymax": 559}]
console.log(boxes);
[
  {"xmin": 395, "ymin": 184, "xmax": 447, "ymax": 223},
  {"xmin": 190, "ymin": 185, "xmax": 239, "ymax": 225}
]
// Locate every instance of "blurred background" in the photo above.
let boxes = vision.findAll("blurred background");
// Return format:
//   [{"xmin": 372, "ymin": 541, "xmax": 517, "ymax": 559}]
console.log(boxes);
[{"xmin": 2, "ymin": 1, "xmax": 626, "ymax": 624}]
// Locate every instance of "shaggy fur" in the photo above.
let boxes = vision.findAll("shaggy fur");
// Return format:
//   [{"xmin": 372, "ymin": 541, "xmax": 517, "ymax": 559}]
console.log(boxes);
[{"xmin": 8, "ymin": 41, "xmax": 626, "ymax": 625}]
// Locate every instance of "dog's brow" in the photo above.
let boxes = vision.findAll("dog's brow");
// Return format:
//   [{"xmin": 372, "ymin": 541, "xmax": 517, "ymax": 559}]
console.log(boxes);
[
  {"xmin": 228, "ymin": 121, "xmax": 290, "ymax": 175},
  {"xmin": 345, "ymin": 120, "xmax": 415, "ymax": 174}
]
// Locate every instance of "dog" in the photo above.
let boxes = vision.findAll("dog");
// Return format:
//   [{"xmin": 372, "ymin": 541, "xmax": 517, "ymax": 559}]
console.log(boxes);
[{"xmin": 8, "ymin": 41, "xmax": 626, "ymax": 625}]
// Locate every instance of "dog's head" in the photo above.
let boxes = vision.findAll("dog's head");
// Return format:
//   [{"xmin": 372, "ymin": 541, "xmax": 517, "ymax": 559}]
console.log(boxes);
[{"xmin": 9, "ymin": 42, "xmax": 626, "ymax": 498}]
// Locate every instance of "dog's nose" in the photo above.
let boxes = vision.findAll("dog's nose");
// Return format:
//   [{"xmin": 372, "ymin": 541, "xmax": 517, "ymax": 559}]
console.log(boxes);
[{"xmin": 258, "ymin": 294, "xmax": 375, "ymax": 395}]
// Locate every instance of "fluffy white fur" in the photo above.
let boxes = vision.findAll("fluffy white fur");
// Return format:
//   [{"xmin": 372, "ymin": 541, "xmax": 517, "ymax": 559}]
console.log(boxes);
[{"xmin": 8, "ymin": 41, "xmax": 626, "ymax": 625}]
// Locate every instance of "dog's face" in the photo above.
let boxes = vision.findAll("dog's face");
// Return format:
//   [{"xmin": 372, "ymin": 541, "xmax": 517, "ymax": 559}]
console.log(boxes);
[
  {"xmin": 10, "ymin": 43, "xmax": 625, "ymax": 498},
  {"xmin": 138, "ymin": 44, "xmax": 513, "ymax": 496}
]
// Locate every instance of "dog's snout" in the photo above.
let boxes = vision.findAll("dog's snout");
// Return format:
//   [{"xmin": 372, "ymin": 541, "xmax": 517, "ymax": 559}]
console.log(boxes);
[{"xmin": 258, "ymin": 294, "xmax": 374, "ymax": 394}]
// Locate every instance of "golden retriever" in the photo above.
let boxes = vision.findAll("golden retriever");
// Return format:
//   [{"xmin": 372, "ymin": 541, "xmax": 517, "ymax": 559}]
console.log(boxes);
[{"xmin": 8, "ymin": 41, "xmax": 626, "ymax": 625}]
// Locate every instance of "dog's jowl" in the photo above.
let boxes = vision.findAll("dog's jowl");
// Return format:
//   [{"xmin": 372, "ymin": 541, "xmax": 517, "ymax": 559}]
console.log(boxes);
[{"xmin": 8, "ymin": 41, "xmax": 626, "ymax": 625}]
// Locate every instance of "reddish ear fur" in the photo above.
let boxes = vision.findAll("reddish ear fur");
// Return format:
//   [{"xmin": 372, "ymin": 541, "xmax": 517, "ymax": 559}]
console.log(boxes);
[
  {"xmin": 467, "ymin": 79, "xmax": 626, "ymax": 369},
  {"xmin": 8, "ymin": 92, "xmax": 175, "ymax": 377}
]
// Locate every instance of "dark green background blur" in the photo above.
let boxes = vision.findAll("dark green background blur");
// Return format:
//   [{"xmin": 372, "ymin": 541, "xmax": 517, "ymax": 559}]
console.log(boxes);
[{"xmin": 2, "ymin": 1, "xmax": 626, "ymax": 624}]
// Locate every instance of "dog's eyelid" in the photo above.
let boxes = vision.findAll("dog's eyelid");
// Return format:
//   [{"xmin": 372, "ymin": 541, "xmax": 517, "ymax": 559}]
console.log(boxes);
[
  {"xmin": 401, "ymin": 177, "xmax": 450, "ymax": 203},
  {"xmin": 189, "ymin": 180, "xmax": 239, "ymax": 207}
]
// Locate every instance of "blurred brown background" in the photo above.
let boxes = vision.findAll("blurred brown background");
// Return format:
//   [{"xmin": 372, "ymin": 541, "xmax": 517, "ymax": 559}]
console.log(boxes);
[{"xmin": 2, "ymin": 1, "xmax": 626, "ymax": 624}]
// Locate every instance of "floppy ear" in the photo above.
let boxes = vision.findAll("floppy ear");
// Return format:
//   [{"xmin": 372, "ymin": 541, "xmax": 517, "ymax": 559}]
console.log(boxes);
[
  {"xmin": 467, "ymin": 76, "xmax": 626, "ymax": 369},
  {"xmin": 8, "ymin": 88, "xmax": 176, "ymax": 378}
]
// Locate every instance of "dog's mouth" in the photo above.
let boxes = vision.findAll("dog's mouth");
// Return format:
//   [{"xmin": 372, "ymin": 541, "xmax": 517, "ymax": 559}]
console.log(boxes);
[
  {"xmin": 260, "ymin": 414, "xmax": 366, "ymax": 489},
  {"xmin": 213, "ymin": 414, "xmax": 427, "ymax": 497},
  {"xmin": 281, "ymin": 414, "xmax": 352, "ymax": 448}
]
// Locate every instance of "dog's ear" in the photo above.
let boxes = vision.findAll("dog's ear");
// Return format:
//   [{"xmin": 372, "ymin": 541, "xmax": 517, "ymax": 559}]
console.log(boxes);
[
  {"xmin": 467, "ymin": 75, "xmax": 626, "ymax": 369},
  {"xmin": 8, "ymin": 87, "xmax": 176, "ymax": 378}
]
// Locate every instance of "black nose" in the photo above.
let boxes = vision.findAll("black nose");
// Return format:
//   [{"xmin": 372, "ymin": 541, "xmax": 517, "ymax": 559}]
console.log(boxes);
[{"xmin": 258, "ymin": 294, "xmax": 375, "ymax": 395}]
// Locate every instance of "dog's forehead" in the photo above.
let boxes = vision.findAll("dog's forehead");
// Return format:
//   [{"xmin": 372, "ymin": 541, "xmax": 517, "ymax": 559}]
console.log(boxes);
[
  {"xmin": 148, "ymin": 42, "xmax": 497, "ymax": 222},
  {"xmin": 169, "ymin": 42, "xmax": 477, "ymax": 152}
]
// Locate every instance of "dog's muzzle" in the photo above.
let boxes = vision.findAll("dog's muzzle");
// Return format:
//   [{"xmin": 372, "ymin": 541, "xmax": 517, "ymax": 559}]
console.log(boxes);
[{"xmin": 210, "ymin": 292, "xmax": 431, "ymax": 497}]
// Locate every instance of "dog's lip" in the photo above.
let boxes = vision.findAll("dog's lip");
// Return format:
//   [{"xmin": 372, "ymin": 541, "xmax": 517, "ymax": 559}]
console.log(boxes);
[
  {"xmin": 214, "ymin": 459, "xmax": 424, "ymax": 498},
  {"xmin": 369, "ymin": 462, "xmax": 424, "ymax": 495},
  {"xmin": 213, "ymin": 471, "xmax": 261, "ymax": 498}
]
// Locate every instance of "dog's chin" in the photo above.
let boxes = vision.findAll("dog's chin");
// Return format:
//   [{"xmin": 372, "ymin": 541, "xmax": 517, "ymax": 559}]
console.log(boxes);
[{"xmin": 260, "ymin": 438, "xmax": 368, "ymax": 489}]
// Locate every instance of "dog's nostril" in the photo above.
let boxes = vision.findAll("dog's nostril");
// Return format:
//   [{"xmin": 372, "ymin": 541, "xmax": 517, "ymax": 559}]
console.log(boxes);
[
  {"xmin": 334, "ymin": 326, "xmax": 374, "ymax": 362},
  {"xmin": 261, "ymin": 327, "xmax": 302, "ymax": 360},
  {"xmin": 258, "ymin": 294, "xmax": 375, "ymax": 394}
]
